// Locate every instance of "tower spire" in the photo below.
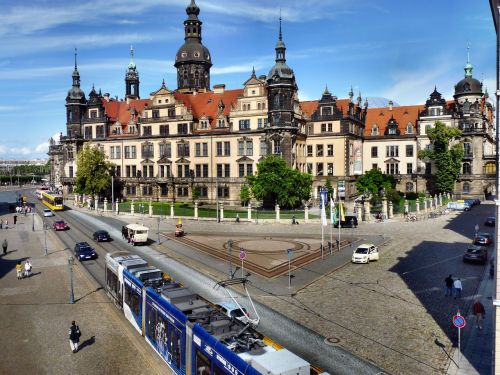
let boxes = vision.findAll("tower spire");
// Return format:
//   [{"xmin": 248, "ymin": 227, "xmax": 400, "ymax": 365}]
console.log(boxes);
[
  {"xmin": 74, "ymin": 48, "xmax": 78, "ymax": 71},
  {"xmin": 279, "ymin": 9, "xmax": 283, "ymax": 41},
  {"xmin": 464, "ymin": 45, "xmax": 473, "ymax": 78},
  {"xmin": 128, "ymin": 45, "xmax": 136, "ymax": 70}
]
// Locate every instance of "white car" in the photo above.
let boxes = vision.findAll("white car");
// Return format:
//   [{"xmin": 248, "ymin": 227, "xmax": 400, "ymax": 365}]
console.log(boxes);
[
  {"xmin": 43, "ymin": 208, "xmax": 54, "ymax": 217},
  {"xmin": 352, "ymin": 243, "xmax": 379, "ymax": 264}
]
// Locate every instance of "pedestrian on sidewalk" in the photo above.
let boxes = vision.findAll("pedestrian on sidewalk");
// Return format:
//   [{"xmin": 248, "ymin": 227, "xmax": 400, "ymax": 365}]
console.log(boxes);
[
  {"xmin": 5, "ymin": 220, "xmax": 8, "ymax": 230},
  {"xmin": 24, "ymin": 260, "xmax": 32, "ymax": 278},
  {"xmin": 15, "ymin": 261, "xmax": 23, "ymax": 279},
  {"xmin": 453, "ymin": 278, "xmax": 463, "ymax": 299},
  {"xmin": 68, "ymin": 321, "xmax": 81, "ymax": 353},
  {"xmin": 0, "ymin": 219, "xmax": 3, "ymax": 229},
  {"xmin": 473, "ymin": 299, "xmax": 485, "ymax": 329},
  {"xmin": 444, "ymin": 274, "xmax": 453, "ymax": 296},
  {"xmin": 13, "ymin": 214, "xmax": 17, "ymax": 225},
  {"xmin": 2, "ymin": 239, "xmax": 7, "ymax": 255}
]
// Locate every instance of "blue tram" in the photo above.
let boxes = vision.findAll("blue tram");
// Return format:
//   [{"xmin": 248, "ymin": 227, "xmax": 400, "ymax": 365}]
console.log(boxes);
[{"xmin": 105, "ymin": 252, "xmax": 314, "ymax": 375}]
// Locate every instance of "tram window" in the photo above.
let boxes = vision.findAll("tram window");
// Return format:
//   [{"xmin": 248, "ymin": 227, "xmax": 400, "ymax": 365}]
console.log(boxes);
[
  {"xmin": 131, "ymin": 293, "xmax": 140, "ymax": 316},
  {"xmin": 169, "ymin": 326, "xmax": 181, "ymax": 368},
  {"xmin": 106, "ymin": 268, "xmax": 118, "ymax": 295},
  {"xmin": 146, "ymin": 305, "xmax": 156, "ymax": 341},
  {"xmin": 196, "ymin": 350, "xmax": 211, "ymax": 375}
]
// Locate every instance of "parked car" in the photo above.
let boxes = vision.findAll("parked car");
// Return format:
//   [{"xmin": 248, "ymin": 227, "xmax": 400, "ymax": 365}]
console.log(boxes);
[
  {"xmin": 351, "ymin": 243, "xmax": 379, "ymax": 264},
  {"xmin": 474, "ymin": 232, "xmax": 493, "ymax": 246},
  {"xmin": 463, "ymin": 244, "xmax": 487, "ymax": 264},
  {"xmin": 93, "ymin": 230, "xmax": 111, "ymax": 242},
  {"xmin": 43, "ymin": 208, "xmax": 54, "ymax": 217},
  {"xmin": 485, "ymin": 216, "xmax": 496, "ymax": 227},
  {"xmin": 334, "ymin": 215, "xmax": 358, "ymax": 228},
  {"xmin": 53, "ymin": 220, "xmax": 69, "ymax": 231},
  {"xmin": 73, "ymin": 242, "xmax": 97, "ymax": 261}
]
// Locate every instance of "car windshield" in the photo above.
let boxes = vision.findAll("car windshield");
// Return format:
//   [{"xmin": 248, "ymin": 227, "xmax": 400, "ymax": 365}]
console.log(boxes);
[
  {"xmin": 355, "ymin": 247, "xmax": 369, "ymax": 254},
  {"xmin": 467, "ymin": 248, "xmax": 482, "ymax": 254},
  {"xmin": 44, "ymin": 209, "xmax": 50, "ymax": 213},
  {"xmin": 97, "ymin": 231, "xmax": 107, "ymax": 235},
  {"xmin": 77, "ymin": 245, "xmax": 92, "ymax": 253},
  {"xmin": 477, "ymin": 233, "xmax": 490, "ymax": 238}
]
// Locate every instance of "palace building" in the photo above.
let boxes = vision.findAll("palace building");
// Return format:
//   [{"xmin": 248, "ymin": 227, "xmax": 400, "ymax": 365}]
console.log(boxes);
[{"xmin": 49, "ymin": 0, "xmax": 495, "ymax": 204}]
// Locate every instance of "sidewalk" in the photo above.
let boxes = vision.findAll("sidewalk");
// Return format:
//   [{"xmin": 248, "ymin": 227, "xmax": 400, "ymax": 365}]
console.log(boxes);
[
  {"xmin": 0, "ymin": 203, "xmax": 167, "ymax": 374},
  {"xmin": 448, "ymin": 264, "xmax": 494, "ymax": 375}
]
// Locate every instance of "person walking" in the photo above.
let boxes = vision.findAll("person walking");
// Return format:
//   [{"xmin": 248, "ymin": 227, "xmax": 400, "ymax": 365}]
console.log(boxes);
[
  {"xmin": 2, "ymin": 239, "xmax": 7, "ymax": 255},
  {"xmin": 472, "ymin": 299, "xmax": 486, "ymax": 329},
  {"xmin": 16, "ymin": 261, "xmax": 23, "ymax": 279},
  {"xmin": 444, "ymin": 274, "xmax": 453, "ymax": 296},
  {"xmin": 13, "ymin": 214, "xmax": 17, "ymax": 225},
  {"xmin": 24, "ymin": 260, "xmax": 32, "ymax": 278},
  {"xmin": 5, "ymin": 220, "xmax": 8, "ymax": 230},
  {"xmin": 68, "ymin": 321, "xmax": 81, "ymax": 353},
  {"xmin": 453, "ymin": 278, "xmax": 463, "ymax": 299}
]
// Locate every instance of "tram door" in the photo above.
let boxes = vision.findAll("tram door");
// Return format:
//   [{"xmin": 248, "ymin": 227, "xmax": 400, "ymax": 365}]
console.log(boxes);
[{"xmin": 168, "ymin": 325, "xmax": 182, "ymax": 369}]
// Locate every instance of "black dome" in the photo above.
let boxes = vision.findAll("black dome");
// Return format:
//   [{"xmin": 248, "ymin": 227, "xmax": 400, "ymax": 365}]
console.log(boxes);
[
  {"xmin": 67, "ymin": 86, "xmax": 85, "ymax": 100},
  {"xmin": 175, "ymin": 42, "xmax": 211, "ymax": 66},
  {"xmin": 455, "ymin": 77, "xmax": 482, "ymax": 97}
]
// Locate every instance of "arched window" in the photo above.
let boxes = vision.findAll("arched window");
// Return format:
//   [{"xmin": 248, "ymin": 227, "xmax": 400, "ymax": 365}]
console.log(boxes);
[
  {"xmin": 463, "ymin": 182, "xmax": 470, "ymax": 193},
  {"xmin": 371, "ymin": 124, "xmax": 378, "ymax": 136},
  {"xmin": 257, "ymin": 103, "xmax": 261, "ymax": 110},
  {"xmin": 462, "ymin": 163, "xmax": 471, "ymax": 175},
  {"xmin": 406, "ymin": 123, "xmax": 413, "ymax": 134},
  {"xmin": 273, "ymin": 139, "xmax": 281, "ymax": 155},
  {"xmin": 405, "ymin": 182, "xmax": 414, "ymax": 192},
  {"xmin": 463, "ymin": 142, "xmax": 471, "ymax": 156},
  {"xmin": 484, "ymin": 162, "xmax": 496, "ymax": 175}
]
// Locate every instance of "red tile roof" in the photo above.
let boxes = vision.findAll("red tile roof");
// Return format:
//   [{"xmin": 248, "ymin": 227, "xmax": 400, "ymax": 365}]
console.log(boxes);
[
  {"xmin": 300, "ymin": 98, "xmax": 359, "ymax": 118},
  {"xmin": 174, "ymin": 89, "xmax": 243, "ymax": 125},
  {"xmin": 364, "ymin": 104, "xmax": 424, "ymax": 137},
  {"xmin": 102, "ymin": 98, "xmax": 150, "ymax": 125}
]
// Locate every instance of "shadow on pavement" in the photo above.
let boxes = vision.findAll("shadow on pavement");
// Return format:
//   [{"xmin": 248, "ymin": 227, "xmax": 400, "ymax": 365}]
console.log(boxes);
[{"xmin": 79, "ymin": 336, "xmax": 95, "ymax": 351}]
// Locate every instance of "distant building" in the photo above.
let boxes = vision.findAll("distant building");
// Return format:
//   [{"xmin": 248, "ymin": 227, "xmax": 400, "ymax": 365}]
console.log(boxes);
[{"xmin": 50, "ymin": 0, "xmax": 494, "ymax": 203}]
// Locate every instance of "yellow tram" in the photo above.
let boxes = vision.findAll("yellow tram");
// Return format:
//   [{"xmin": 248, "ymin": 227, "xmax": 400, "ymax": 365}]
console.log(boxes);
[{"xmin": 41, "ymin": 191, "xmax": 64, "ymax": 211}]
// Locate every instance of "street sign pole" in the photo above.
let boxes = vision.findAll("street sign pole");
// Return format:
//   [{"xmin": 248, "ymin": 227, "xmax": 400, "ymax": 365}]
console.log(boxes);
[
  {"xmin": 239, "ymin": 248, "xmax": 246, "ymax": 278},
  {"xmin": 287, "ymin": 249, "xmax": 293, "ymax": 289},
  {"xmin": 452, "ymin": 311, "xmax": 466, "ymax": 363}
]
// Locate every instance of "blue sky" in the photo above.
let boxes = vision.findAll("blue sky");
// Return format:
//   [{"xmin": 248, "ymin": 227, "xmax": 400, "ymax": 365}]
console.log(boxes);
[{"xmin": 0, "ymin": 0, "xmax": 496, "ymax": 160}]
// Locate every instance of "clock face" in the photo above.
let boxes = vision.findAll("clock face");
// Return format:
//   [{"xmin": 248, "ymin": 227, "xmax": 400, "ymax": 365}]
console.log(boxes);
[{"xmin": 181, "ymin": 51, "xmax": 187, "ymax": 58}]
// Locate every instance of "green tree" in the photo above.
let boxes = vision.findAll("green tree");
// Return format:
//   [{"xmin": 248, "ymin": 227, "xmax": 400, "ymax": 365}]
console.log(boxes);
[
  {"xmin": 239, "ymin": 184, "xmax": 251, "ymax": 206},
  {"xmin": 192, "ymin": 185, "xmax": 201, "ymax": 202},
  {"xmin": 325, "ymin": 179, "xmax": 334, "ymax": 200},
  {"xmin": 75, "ymin": 145, "xmax": 113, "ymax": 197},
  {"xmin": 246, "ymin": 156, "xmax": 312, "ymax": 209},
  {"xmin": 355, "ymin": 168, "xmax": 395, "ymax": 196},
  {"xmin": 418, "ymin": 121, "xmax": 463, "ymax": 193}
]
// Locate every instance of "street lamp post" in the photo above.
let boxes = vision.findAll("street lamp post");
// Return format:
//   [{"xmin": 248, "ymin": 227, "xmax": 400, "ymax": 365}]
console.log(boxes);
[
  {"xmin": 140, "ymin": 204, "xmax": 144, "ymax": 225},
  {"xmin": 157, "ymin": 216, "xmax": 161, "ymax": 244},
  {"xmin": 31, "ymin": 209, "xmax": 34, "ymax": 232},
  {"xmin": 227, "ymin": 240, "xmax": 233, "ymax": 279},
  {"xmin": 68, "ymin": 255, "xmax": 75, "ymax": 304},
  {"xmin": 43, "ymin": 221, "xmax": 48, "ymax": 256},
  {"xmin": 350, "ymin": 218, "xmax": 355, "ymax": 246}
]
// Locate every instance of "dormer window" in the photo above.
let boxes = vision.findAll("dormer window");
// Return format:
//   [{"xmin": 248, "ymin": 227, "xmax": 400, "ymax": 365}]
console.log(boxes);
[
  {"xmin": 217, "ymin": 119, "xmax": 225, "ymax": 128},
  {"xmin": 200, "ymin": 120, "xmax": 209, "ymax": 129},
  {"xmin": 406, "ymin": 123, "xmax": 413, "ymax": 134},
  {"xmin": 371, "ymin": 124, "xmax": 379, "ymax": 136}
]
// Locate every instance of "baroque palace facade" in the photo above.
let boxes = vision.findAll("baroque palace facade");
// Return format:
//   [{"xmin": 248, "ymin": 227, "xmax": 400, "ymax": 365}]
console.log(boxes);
[{"xmin": 49, "ymin": 0, "xmax": 495, "ymax": 204}]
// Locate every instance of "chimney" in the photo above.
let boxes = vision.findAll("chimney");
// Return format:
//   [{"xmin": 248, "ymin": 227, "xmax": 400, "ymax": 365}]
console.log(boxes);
[
  {"xmin": 103, "ymin": 93, "xmax": 110, "ymax": 102},
  {"xmin": 213, "ymin": 84, "xmax": 225, "ymax": 94},
  {"xmin": 388, "ymin": 100, "xmax": 393, "ymax": 111}
]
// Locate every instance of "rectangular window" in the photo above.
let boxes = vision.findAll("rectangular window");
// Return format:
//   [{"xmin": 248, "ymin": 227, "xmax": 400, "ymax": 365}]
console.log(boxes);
[
  {"xmin": 143, "ymin": 126, "xmax": 152, "ymax": 136},
  {"xmin": 371, "ymin": 147, "xmax": 378, "ymax": 158},
  {"xmin": 316, "ymin": 145, "xmax": 324, "ymax": 157},
  {"xmin": 126, "ymin": 166, "xmax": 131, "ymax": 177},
  {"xmin": 425, "ymin": 162, "xmax": 432, "ymax": 174},
  {"xmin": 96, "ymin": 125, "xmax": 104, "ymax": 138},
  {"xmin": 160, "ymin": 185, "xmax": 168, "ymax": 196},
  {"xmin": 307, "ymin": 163, "xmax": 313, "ymax": 174},
  {"xmin": 132, "ymin": 166, "xmax": 136, "ymax": 177},
  {"xmin": 149, "ymin": 165, "xmax": 154, "ymax": 178},
  {"xmin": 328, "ymin": 123, "xmax": 333, "ymax": 132},
  {"xmin": 224, "ymin": 142, "xmax": 230, "ymax": 156},
  {"xmin": 327, "ymin": 163, "xmax": 333, "ymax": 176},
  {"xmin": 142, "ymin": 143, "xmax": 154, "ymax": 159},
  {"xmin": 316, "ymin": 163, "xmax": 324, "ymax": 176},
  {"xmin": 217, "ymin": 186, "xmax": 229, "ymax": 198},
  {"xmin": 372, "ymin": 163, "xmax": 378, "ymax": 170},
  {"xmin": 177, "ymin": 123, "xmax": 188, "ymax": 135},
  {"xmin": 260, "ymin": 141, "xmax": 267, "ymax": 156},
  {"xmin": 199, "ymin": 186, "xmax": 208, "ymax": 197},
  {"xmin": 239, "ymin": 164, "xmax": 245, "ymax": 177},
  {"xmin": 124, "ymin": 146, "xmax": 136, "ymax": 159},
  {"xmin": 386, "ymin": 163, "xmax": 399, "ymax": 174},
  {"xmin": 386, "ymin": 146, "xmax": 399, "ymax": 157},
  {"xmin": 177, "ymin": 187, "xmax": 188, "ymax": 197},
  {"xmin": 69, "ymin": 166, "xmax": 74, "ymax": 178},
  {"xmin": 238, "ymin": 141, "xmax": 245, "ymax": 156},
  {"xmin": 203, "ymin": 164, "xmax": 208, "ymax": 177},
  {"xmin": 177, "ymin": 143, "xmax": 190, "ymax": 157},
  {"xmin": 224, "ymin": 164, "xmax": 230, "ymax": 177},
  {"xmin": 84, "ymin": 127, "xmax": 92, "ymax": 139},
  {"xmin": 168, "ymin": 107, "xmax": 175, "ymax": 118},
  {"xmin": 195, "ymin": 143, "xmax": 201, "ymax": 157},
  {"xmin": 307, "ymin": 145, "xmax": 313, "ymax": 157},
  {"xmin": 217, "ymin": 164, "xmax": 223, "ymax": 178},
  {"xmin": 247, "ymin": 164, "xmax": 253, "ymax": 176},
  {"xmin": 202, "ymin": 142, "xmax": 208, "ymax": 156},
  {"xmin": 406, "ymin": 163, "xmax": 413, "ymax": 174},
  {"xmin": 115, "ymin": 166, "xmax": 121, "ymax": 177},
  {"xmin": 258, "ymin": 118, "xmax": 263, "ymax": 129},
  {"xmin": 406, "ymin": 145, "xmax": 414, "ymax": 157},
  {"xmin": 321, "ymin": 124, "xmax": 326, "ymax": 133},
  {"xmin": 239, "ymin": 119, "xmax": 250, "ymax": 130},
  {"xmin": 177, "ymin": 165, "xmax": 183, "ymax": 177},
  {"xmin": 159, "ymin": 143, "xmax": 171, "ymax": 158},
  {"xmin": 152, "ymin": 110, "xmax": 159, "ymax": 119},
  {"xmin": 159, "ymin": 125, "xmax": 169, "ymax": 136},
  {"xmin": 327, "ymin": 144, "xmax": 334, "ymax": 157},
  {"xmin": 216, "ymin": 142, "xmax": 223, "ymax": 156}
]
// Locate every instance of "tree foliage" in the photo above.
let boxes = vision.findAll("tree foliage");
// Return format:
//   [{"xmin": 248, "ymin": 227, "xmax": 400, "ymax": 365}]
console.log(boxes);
[
  {"xmin": 246, "ymin": 156, "xmax": 312, "ymax": 209},
  {"xmin": 192, "ymin": 185, "xmax": 201, "ymax": 202},
  {"xmin": 325, "ymin": 179, "xmax": 334, "ymax": 200},
  {"xmin": 75, "ymin": 145, "xmax": 113, "ymax": 197},
  {"xmin": 355, "ymin": 168, "xmax": 396, "ymax": 196},
  {"xmin": 418, "ymin": 121, "xmax": 463, "ymax": 193},
  {"xmin": 239, "ymin": 184, "xmax": 251, "ymax": 206}
]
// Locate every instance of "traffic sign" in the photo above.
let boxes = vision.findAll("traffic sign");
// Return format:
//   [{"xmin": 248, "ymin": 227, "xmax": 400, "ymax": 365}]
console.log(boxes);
[
  {"xmin": 287, "ymin": 248, "xmax": 293, "ymax": 259},
  {"xmin": 239, "ymin": 249, "xmax": 247, "ymax": 260},
  {"xmin": 453, "ymin": 314, "xmax": 466, "ymax": 329}
]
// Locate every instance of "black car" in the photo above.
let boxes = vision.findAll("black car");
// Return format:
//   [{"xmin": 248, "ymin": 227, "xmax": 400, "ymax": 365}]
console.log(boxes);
[
  {"xmin": 463, "ymin": 244, "xmax": 487, "ymax": 264},
  {"xmin": 485, "ymin": 216, "xmax": 495, "ymax": 227},
  {"xmin": 334, "ymin": 215, "xmax": 358, "ymax": 228},
  {"xmin": 74, "ymin": 242, "xmax": 97, "ymax": 261},
  {"xmin": 93, "ymin": 230, "xmax": 111, "ymax": 242}
]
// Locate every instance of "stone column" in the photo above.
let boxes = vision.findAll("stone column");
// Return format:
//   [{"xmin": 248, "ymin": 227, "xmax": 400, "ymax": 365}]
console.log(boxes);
[
  {"xmin": 94, "ymin": 195, "xmax": 99, "ymax": 211},
  {"xmin": 247, "ymin": 203, "xmax": 252, "ymax": 221},
  {"xmin": 434, "ymin": 195, "xmax": 438, "ymax": 208},
  {"xmin": 404, "ymin": 200, "xmax": 409, "ymax": 215},
  {"xmin": 439, "ymin": 193, "xmax": 443, "ymax": 206},
  {"xmin": 305, "ymin": 205, "xmax": 309, "ymax": 222},
  {"xmin": 131, "ymin": 199, "xmax": 135, "ymax": 215},
  {"xmin": 149, "ymin": 198, "xmax": 153, "ymax": 218},
  {"xmin": 115, "ymin": 200, "xmax": 119, "ymax": 214},
  {"xmin": 170, "ymin": 204, "xmax": 174, "ymax": 219},
  {"xmin": 194, "ymin": 201, "xmax": 199, "ymax": 219},
  {"xmin": 103, "ymin": 198, "xmax": 108, "ymax": 213},
  {"xmin": 381, "ymin": 195, "xmax": 388, "ymax": 219},
  {"xmin": 74, "ymin": 194, "xmax": 78, "ymax": 206},
  {"xmin": 220, "ymin": 203, "xmax": 224, "ymax": 221},
  {"xmin": 364, "ymin": 200, "xmax": 371, "ymax": 222},
  {"xmin": 416, "ymin": 201, "xmax": 420, "ymax": 214},
  {"xmin": 428, "ymin": 197, "xmax": 433, "ymax": 210},
  {"xmin": 356, "ymin": 202, "xmax": 363, "ymax": 222},
  {"xmin": 388, "ymin": 201, "xmax": 394, "ymax": 219},
  {"xmin": 275, "ymin": 204, "xmax": 280, "ymax": 221}
]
